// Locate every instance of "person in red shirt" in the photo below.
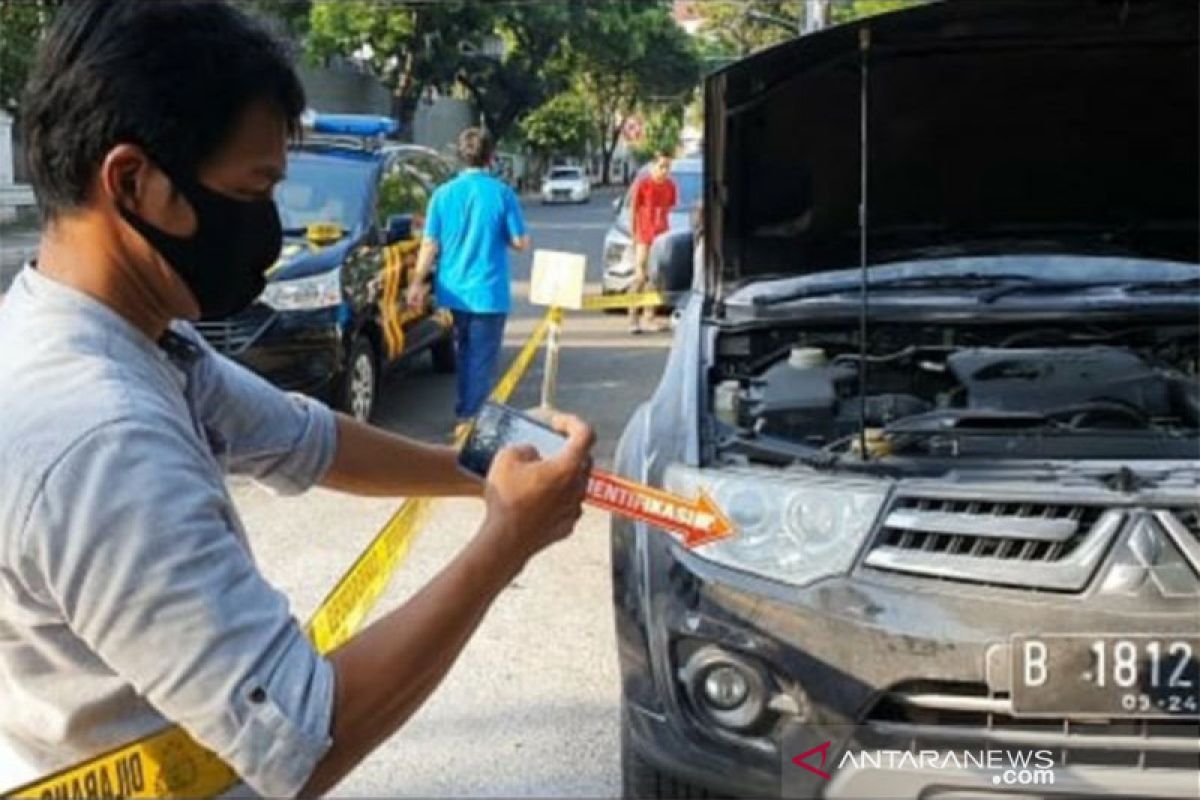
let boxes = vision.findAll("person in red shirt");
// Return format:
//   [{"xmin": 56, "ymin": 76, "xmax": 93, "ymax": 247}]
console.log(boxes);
[{"xmin": 628, "ymin": 151, "xmax": 677, "ymax": 333}]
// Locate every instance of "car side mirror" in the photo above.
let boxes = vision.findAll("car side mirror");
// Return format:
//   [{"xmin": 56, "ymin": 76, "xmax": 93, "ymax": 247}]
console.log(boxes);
[
  {"xmin": 384, "ymin": 214, "xmax": 414, "ymax": 244},
  {"xmin": 651, "ymin": 231, "xmax": 695, "ymax": 293}
]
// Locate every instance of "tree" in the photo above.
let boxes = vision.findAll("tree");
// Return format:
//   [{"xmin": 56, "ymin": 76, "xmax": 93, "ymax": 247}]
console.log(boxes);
[
  {"xmin": 306, "ymin": 0, "xmax": 426, "ymax": 126},
  {"xmin": 694, "ymin": 1, "xmax": 803, "ymax": 58},
  {"xmin": 569, "ymin": 1, "xmax": 699, "ymax": 183},
  {"xmin": 450, "ymin": 1, "xmax": 581, "ymax": 144},
  {"xmin": 632, "ymin": 105, "xmax": 684, "ymax": 161},
  {"xmin": 0, "ymin": 0, "xmax": 61, "ymax": 119},
  {"xmin": 306, "ymin": 0, "xmax": 580, "ymax": 143},
  {"xmin": 519, "ymin": 91, "xmax": 592, "ymax": 160},
  {"xmin": 830, "ymin": 0, "xmax": 919, "ymax": 24},
  {"xmin": 695, "ymin": 0, "xmax": 923, "ymax": 58},
  {"xmin": 240, "ymin": 0, "xmax": 312, "ymax": 40}
]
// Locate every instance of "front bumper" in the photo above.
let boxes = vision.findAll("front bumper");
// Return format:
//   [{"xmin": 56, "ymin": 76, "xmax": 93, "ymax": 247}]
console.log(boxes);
[
  {"xmin": 613, "ymin": 506, "xmax": 1200, "ymax": 798},
  {"xmin": 194, "ymin": 303, "xmax": 344, "ymax": 396},
  {"xmin": 542, "ymin": 187, "xmax": 587, "ymax": 203}
]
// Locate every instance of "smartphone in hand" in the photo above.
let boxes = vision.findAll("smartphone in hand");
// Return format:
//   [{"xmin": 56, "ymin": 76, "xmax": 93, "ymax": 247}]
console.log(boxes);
[{"xmin": 458, "ymin": 402, "xmax": 568, "ymax": 479}]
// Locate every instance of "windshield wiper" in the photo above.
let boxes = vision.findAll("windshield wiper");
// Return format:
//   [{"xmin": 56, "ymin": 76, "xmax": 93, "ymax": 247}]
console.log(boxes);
[
  {"xmin": 752, "ymin": 273, "xmax": 1043, "ymax": 306},
  {"xmin": 981, "ymin": 275, "xmax": 1200, "ymax": 303},
  {"xmin": 282, "ymin": 227, "xmax": 308, "ymax": 238}
]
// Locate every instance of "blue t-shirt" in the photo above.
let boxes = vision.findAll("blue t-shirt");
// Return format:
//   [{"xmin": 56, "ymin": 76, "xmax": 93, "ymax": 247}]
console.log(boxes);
[{"xmin": 424, "ymin": 169, "xmax": 526, "ymax": 314}]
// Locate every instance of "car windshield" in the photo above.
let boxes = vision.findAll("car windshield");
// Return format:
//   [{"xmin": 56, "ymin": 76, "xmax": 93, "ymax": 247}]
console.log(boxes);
[
  {"xmin": 275, "ymin": 154, "xmax": 374, "ymax": 233},
  {"xmin": 672, "ymin": 170, "xmax": 702, "ymax": 210},
  {"xmin": 549, "ymin": 168, "xmax": 582, "ymax": 180}
]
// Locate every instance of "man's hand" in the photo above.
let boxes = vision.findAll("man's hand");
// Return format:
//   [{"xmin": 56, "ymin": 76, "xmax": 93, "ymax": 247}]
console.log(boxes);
[
  {"xmin": 481, "ymin": 414, "xmax": 595, "ymax": 564},
  {"xmin": 406, "ymin": 281, "xmax": 429, "ymax": 311},
  {"xmin": 408, "ymin": 238, "xmax": 438, "ymax": 310},
  {"xmin": 302, "ymin": 413, "xmax": 594, "ymax": 796}
]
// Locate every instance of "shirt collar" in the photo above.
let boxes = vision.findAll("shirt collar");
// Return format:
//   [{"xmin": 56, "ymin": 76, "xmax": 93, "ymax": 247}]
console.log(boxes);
[{"xmin": 13, "ymin": 264, "xmax": 198, "ymax": 371}]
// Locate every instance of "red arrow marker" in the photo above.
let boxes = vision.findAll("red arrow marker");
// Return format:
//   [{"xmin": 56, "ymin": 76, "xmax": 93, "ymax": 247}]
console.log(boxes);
[{"xmin": 586, "ymin": 469, "xmax": 736, "ymax": 548}]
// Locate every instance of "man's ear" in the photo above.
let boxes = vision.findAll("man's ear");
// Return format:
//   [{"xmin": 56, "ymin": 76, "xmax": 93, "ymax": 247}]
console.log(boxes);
[{"xmin": 98, "ymin": 144, "xmax": 154, "ymax": 213}]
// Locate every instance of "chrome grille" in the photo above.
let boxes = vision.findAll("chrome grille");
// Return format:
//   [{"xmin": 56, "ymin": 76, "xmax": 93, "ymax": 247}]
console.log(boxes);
[
  {"xmin": 193, "ymin": 304, "xmax": 274, "ymax": 355},
  {"xmin": 867, "ymin": 682, "xmax": 1199, "ymax": 771},
  {"xmin": 1173, "ymin": 507, "xmax": 1200, "ymax": 542},
  {"xmin": 863, "ymin": 495, "xmax": 1119, "ymax": 591}
]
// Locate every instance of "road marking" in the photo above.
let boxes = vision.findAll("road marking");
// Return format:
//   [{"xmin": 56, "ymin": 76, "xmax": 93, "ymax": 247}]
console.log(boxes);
[{"xmin": 526, "ymin": 222, "xmax": 611, "ymax": 231}]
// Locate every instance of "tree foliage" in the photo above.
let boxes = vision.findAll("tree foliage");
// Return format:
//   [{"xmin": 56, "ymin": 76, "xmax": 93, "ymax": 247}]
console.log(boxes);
[
  {"xmin": 452, "ymin": 1, "xmax": 580, "ymax": 145},
  {"xmin": 695, "ymin": 0, "xmax": 924, "ymax": 58},
  {"xmin": 566, "ymin": 1, "xmax": 699, "ymax": 182},
  {"xmin": 519, "ymin": 91, "xmax": 592, "ymax": 159},
  {"xmin": 306, "ymin": 0, "xmax": 424, "ymax": 121},
  {"xmin": 695, "ymin": 1, "xmax": 804, "ymax": 58},
  {"xmin": 0, "ymin": 0, "xmax": 61, "ymax": 118},
  {"xmin": 239, "ymin": 0, "xmax": 312, "ymax": 39},
  {"xmin": 306, "ymin": 0, "xmax": 578, "ymax": 142},
  {"xmin": 632, "ymin": 105, "xmax": 684, "ymax": 161}
]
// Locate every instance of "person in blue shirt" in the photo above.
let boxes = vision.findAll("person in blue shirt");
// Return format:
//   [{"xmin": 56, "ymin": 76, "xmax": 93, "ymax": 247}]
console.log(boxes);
[{"xmin": 409, "ymin": 127, "xmax": 530, "ymax": 436}]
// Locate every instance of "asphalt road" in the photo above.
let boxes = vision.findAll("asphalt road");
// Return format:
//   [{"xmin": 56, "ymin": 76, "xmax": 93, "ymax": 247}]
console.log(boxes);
[{"xmin": 238, "ymin": 187, "xmax": 672, "ymax": 797}]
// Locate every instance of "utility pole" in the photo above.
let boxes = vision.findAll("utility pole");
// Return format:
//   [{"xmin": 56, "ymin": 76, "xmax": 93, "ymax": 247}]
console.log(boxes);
[
  {"xmin": 748, "ymin": 1, "xmax": 831, "ymax": 38},
  {"xmin": 804, "ymin": 0, "xmax": 830, "ymax": 34}
]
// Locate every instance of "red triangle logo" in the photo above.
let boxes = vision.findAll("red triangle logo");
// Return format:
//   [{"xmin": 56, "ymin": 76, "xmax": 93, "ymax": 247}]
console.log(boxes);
[{"xmin": 791, "ymin": 740, "xmax": 832, "ymax": 780}]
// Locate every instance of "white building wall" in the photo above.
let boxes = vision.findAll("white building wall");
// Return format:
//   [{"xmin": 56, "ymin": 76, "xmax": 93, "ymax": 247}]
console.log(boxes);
[{"xmin": 0, "ymin": 112, "xmax": 14, "ymax": 186}]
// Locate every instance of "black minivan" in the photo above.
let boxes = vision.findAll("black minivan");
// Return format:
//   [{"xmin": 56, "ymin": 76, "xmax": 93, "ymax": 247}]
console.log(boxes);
[
  {"xmin": 195, "ymin": 117, "xmax": 457, "ymax": 421},
  {"xmin": 613, "ymin": 2, "xmax": 1199, "ymax": 798}
]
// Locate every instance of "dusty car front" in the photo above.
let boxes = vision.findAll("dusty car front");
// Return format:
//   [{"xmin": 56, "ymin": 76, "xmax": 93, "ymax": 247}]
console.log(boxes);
[
  {"xmin": 612, "ymin": 2, "xmax": 1200, "ymax": 798},
  {"xmin": 541, "ymin": 166, "xmax": 590, "ymax": 203}
]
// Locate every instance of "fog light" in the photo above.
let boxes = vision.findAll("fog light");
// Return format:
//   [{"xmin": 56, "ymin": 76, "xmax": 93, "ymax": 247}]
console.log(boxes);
[
  {"xmin": 679, "ymin": 645, "xmax": 769, "ymax": 732},
  {"xmin": 703, "ymin": 665, "xmax": 750, "ymax": 710}
]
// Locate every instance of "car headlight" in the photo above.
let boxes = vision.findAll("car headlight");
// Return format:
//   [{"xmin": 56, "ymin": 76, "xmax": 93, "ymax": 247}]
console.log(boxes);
[
  {"xmin": 663, "ymin": 464, "xmax": 889, "ymax": 587},
  {"xmin": 260, "ymin": 268, "xmax": 341, "ymax": 311},
  {"xmin": 604, "ymin": 240, "xmax": 631, "ymax": 273}
]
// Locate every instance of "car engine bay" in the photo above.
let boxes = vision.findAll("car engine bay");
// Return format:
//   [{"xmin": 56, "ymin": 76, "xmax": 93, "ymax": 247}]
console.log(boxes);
[{"xmin": 711, "ymin": 320, "xmax": 1200, "ymax": 462}]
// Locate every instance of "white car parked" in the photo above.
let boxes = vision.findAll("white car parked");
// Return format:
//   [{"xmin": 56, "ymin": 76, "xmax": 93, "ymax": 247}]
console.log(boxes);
[{"xmin": 540, "ymin": 166, "xmax": 591, "ymax": 204}]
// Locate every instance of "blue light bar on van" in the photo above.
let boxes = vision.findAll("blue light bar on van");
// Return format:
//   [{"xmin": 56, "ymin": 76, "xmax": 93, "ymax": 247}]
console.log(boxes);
[{"xmin": 307, "ymin": 113, "xmax": 399, "ymax": 137}]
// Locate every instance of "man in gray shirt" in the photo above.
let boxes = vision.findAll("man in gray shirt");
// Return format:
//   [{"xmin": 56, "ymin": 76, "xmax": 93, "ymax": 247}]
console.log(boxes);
[{"xmin": 0, "ymin": 1, "xmax": 593, "ymax": 796}]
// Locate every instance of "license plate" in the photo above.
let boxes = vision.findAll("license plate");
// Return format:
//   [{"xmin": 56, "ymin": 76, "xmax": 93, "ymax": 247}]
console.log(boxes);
[{"xmin": 1012, "ymin": 634, "xmax": 1200, "ymax": 717}]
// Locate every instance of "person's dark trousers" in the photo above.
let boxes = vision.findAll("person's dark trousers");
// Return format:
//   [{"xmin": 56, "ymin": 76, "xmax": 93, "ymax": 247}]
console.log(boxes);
[{"xmin": 452, "ymin": 310, "xmax": 507, "ymax": 420}]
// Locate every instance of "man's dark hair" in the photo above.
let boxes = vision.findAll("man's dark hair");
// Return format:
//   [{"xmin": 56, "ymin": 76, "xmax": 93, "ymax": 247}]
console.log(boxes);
[
  {"xmin": 22, "ymin": 0, "xmax": 305, "ymax": 220},
  {"xmin": 457, "ymin": 127, "xmax": 495, "ymax": 168}
]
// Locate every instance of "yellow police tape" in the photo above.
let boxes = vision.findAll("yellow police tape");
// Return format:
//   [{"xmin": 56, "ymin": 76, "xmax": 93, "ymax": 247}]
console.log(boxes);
[
  {"xmin": 579, "ymin": 291, "xmax": 665, "ymax": 311},
  {"xmin": 10, "ymin": 313, "xmax": 556, "ymax": 800}
]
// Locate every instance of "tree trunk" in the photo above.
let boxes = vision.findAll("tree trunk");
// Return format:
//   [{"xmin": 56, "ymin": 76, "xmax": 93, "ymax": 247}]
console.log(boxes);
[{"xmin": 599, "ymin": 111, "xmax": 629, "ymax": 186}]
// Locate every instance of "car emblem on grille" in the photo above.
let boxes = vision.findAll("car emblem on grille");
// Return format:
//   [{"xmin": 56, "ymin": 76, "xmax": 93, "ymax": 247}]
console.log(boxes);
[{"xmin": 1097, "ymin": 511, "xmax": 1200, "ymax": 598}]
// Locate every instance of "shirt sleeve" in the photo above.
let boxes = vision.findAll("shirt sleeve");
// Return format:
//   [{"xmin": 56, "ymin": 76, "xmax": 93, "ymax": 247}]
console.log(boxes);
[
  {"xmin": 28, "ymin": 420, "xmax": 335, "ymax": 797},
  {"xmin": 424, "ymin": 187, "xmax": 444, "ymax": 244},
  {"xmin": 503, "ymin": 186, "xmax": 527, "ymax": 241},
  {"xmin": 185, "ymin": 335, "xmax": 338, "ymax": 495}
]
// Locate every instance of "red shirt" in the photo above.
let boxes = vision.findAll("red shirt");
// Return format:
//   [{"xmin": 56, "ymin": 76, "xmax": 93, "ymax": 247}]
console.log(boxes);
[{"xmin": 632, "ymin": 175, "xmax": 678, "ymax": 245}]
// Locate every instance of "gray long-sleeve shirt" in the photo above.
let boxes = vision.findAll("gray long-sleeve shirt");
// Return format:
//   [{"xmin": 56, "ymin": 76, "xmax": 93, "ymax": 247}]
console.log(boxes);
[{"xmin": 0, "ymin": 267, "xmax": 337, "ymax": 796}]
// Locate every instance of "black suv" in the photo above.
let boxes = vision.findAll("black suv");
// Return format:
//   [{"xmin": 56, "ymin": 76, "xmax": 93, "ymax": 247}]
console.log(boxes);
[
  {"xmin": 613, "ymin": 2, "xmax": 1199, "ymax": 798},
  {"xmin": 195, "ymin": 118, "xmax": 457, "ymax": 421}
]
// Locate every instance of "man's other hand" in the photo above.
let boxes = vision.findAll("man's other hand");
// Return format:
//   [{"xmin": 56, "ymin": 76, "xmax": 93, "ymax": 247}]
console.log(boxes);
[
  {"xmin": 481, "ymin": 413, "xmax": 595, "ymax": 563},
  {"xmin": 406, "ymin": 282, "xmax": 429, "ymax": 311}
]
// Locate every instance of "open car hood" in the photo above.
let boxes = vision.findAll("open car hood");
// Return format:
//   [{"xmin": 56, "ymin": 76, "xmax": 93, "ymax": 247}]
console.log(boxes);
[{"xmin": 703, "ymin": 0, "xmax": 1199, "ymax": 296}]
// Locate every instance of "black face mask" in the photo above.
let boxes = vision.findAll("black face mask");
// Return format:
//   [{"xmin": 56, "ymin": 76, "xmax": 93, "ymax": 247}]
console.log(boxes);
[{"xmin": 118, "ymin": 166, "xmax": 282, "ymax": 320}]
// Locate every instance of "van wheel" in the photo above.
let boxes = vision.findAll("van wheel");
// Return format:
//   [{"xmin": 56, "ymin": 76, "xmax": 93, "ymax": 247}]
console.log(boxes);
[
  {"xmin": 431, "ymin": 330, "xmax": 457, "ymax": 373},
  {"xmin": 621, "ymin": 708, "xmax": 717, "ymax": 799},
  {"xmin": 337, "ymin": 336, "xmax": 377, "ymax": 422}
]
